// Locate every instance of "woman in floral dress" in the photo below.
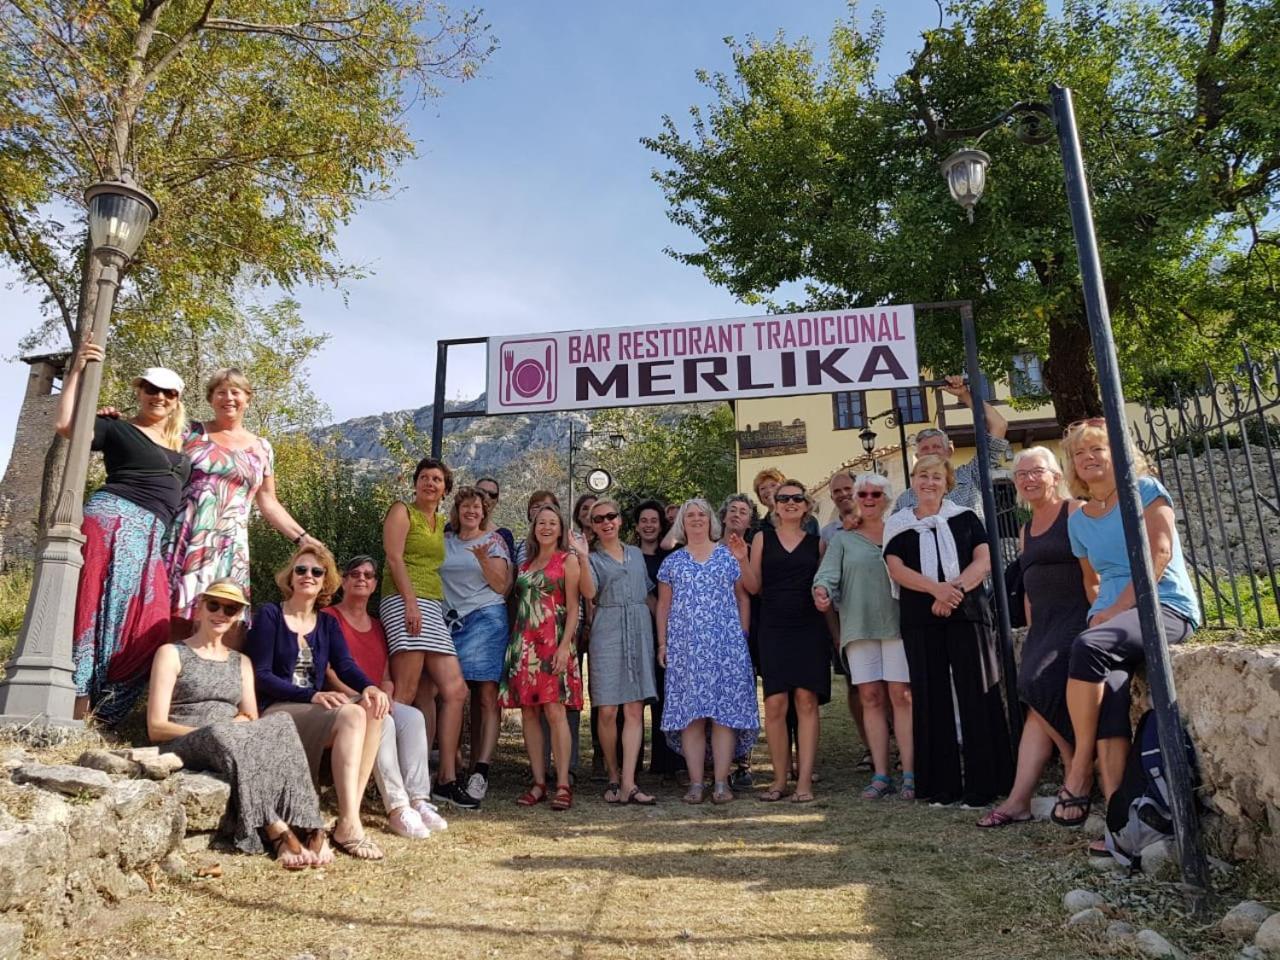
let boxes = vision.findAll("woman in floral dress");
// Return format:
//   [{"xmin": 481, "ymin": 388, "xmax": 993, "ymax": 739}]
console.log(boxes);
[
  {"xmin": 657, "ymin": 498, "xmax": 758, "ymax": 805},
  {"xmin": 500, "ymin": 505, "xmax": 583, "ymax": 811},
  {"xmin": 165, "ymin": 369, "xmax": 318, "ymax": 635}
]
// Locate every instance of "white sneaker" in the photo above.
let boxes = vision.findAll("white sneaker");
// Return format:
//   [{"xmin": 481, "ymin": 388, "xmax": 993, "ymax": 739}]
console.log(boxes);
[
  {"xmin": 412, "ymin": 799, "xmax": 449, "ymax": 832},
  {"xmin": 388, "ymin": 805, "xmax": 429, "ymax": 839},
  {"xmin": 466, "ymin": 772, "xmax": 489, "ymax": 801}
]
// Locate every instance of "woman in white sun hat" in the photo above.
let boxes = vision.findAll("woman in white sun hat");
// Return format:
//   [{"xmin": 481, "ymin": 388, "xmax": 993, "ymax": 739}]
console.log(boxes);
[{"xmin": 56, "ymin": 334, "xmax": 192, "ymax": 723}]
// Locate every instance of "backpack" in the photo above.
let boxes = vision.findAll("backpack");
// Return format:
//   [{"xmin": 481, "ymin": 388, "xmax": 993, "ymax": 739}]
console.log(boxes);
[{"xmin": 1103, "ymin": 709, "xmax": 1200, "ymax": 870}]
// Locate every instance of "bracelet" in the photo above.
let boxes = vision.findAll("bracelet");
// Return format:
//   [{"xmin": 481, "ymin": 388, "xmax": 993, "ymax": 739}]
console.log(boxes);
[{"xmin": 292, "ymin": 530, "xmax": 307, "ymax": 545}]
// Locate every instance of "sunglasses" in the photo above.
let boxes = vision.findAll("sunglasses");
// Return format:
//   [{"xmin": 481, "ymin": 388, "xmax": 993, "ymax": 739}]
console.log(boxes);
[
  {"xmin": 477, "ymin": 488, "xmax": 498, "ymax": 500},
  {"xmin": 140, "ymin": 382, "xmax": 179, "ymax": 400},
  {"xmin": 1065, "ymin": 417, "xmax": 1106, "ymax": 435},
  {"xmin": 203, "ymin": 598, "xmax": 243, "ymax": 616},
  {"xmin": 774, "ymin": 493, "xmax": 807, "ymax": 504},
  {"xmin": 856, "ymin": 491, "xmax": 884, "ymax": 499},
  {"xmin": 344, "ymin": 569, "xmax": 376, "ymax": 580},
  {"xmin": 294, "ymin": 564, "xmax": 325, "ymax": 578},
  {"xmin": 591, "ymin": 511, "xmax": 620, "ymax": 524}
]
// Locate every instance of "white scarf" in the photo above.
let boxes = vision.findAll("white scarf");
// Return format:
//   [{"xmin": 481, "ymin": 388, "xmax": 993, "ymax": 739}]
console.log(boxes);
[{"xmin": 881, "ymin": 500, "xmax": 969, "ymax": 599}]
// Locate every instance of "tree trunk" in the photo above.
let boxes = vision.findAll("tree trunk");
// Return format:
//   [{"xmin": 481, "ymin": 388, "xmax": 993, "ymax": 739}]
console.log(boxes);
[{"xmin": 1042, "ymin": 310, "xmax": 1103, "ymax": 427}]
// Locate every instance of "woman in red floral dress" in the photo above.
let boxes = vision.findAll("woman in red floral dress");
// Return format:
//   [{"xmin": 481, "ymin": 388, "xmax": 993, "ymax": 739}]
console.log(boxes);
[{"xmin": 499, "ymin": 505, "xmax": 582, "ymax": 810}]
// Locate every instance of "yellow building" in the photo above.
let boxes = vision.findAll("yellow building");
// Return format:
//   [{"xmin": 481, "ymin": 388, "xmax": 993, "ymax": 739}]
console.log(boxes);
[{"xmin": 734, "ymin": 364, "xmax": 1063, "ymax": 525}]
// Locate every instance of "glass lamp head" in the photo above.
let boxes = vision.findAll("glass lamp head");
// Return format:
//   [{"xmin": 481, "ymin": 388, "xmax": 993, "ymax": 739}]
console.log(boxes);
[
  {"xmin": 940, "ymin": 148, "xmax": 991, "ymax": 223},
  {"xmin": 84, "ymin": 178, "xmax": 159, "ymax": 260}
]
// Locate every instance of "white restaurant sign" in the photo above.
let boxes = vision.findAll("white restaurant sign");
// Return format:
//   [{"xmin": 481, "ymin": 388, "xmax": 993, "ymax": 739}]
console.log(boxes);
[{"xmin": 485, "ymin": 305, "xmax": 918, "ymax": 414}]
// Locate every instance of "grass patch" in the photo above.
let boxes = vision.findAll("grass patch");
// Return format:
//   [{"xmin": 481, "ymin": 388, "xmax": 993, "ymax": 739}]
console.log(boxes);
[
  {"xmin": 33, "ymin": 693, "xmax": 1278, "ymax": 960},
  {"xmin": 1193, "ymin": 571, "xmax": 1280, "ymax": 630},
  {"xmin": 0, "ymin": 565, "xmax": 32, "ymax": 672}
]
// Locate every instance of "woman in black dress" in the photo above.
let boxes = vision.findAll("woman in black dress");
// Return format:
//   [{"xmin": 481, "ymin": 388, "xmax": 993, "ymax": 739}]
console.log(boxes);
[
  {"xmin": 883, "ymin": 456, "xmax": 1013, "ymax": 807},
  {"xmin": 737, "ymin": 480, "xmax": 829, "ymax": 803},
  {"xmin": 978, "ymin": 448, "xmax": 1087, "ymax": 827}
]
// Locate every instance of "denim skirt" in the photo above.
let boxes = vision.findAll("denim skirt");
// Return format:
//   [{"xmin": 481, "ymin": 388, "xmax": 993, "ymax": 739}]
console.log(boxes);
[{"xmin": 451, "ymin": 603, "xmax": 509, "ymax": 682}]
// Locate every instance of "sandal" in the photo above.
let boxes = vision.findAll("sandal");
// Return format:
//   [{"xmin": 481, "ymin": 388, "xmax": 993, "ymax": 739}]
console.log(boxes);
[
  {"xmin": 603, "ymin": 782, "xmax": 622, "ymax": 804},
  {"xmin": 756, "ymin": 787, "xmax": 786, "ymax": 803},
  {"xmin": 682, "ymin": 783, "xmax": 707, "ymax": 805},
  {"xmin": 331, "ymin": 830, "xmax": 384, "ymax": 861},
  {"xmin": 711, "ymin": 782, "xmax": 734, "ymax": 805},
  {"xmin": 550, "ymin": 784, "xmax": 573, "ymax": 811},
  {"xmin": 861, "ymin": 774, "xmax": 895, "ymax": 800},
  {"xmin": 976, "ymin": 809, "xmax": 1033, "ymax": 829},
  {"xmin": 899, "ymin": 772, "xmax": 916, "ymax": 802},
  {"xmin": 516, "ymin": 783, "xmax": 547, "ymax": 807},
  {"xmin": 789, "ymin": 791, "xmax": 815, "ymax": 804},
  {"xmin": 622, "ymin": 786, "xmax": 657, "ymax": 806},
  {"xmin": 304, "ymin": 829, "xmax": 334, "ymax": 868},
  {"xmin": 1051, "ymin": 789, "xmax": 1092, "ymax": 827},
  {"xmin": 268, "ymin": 829, "xmax": 310, "ymax": 871},
  {"xmin": 856, "ymin": 750, "xmax": 873, "ymax": 772}
]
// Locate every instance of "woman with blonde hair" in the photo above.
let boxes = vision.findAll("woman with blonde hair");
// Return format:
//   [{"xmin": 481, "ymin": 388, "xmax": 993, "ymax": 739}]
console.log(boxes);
[
  {"xmin": 166, "ymin": 367, "xmax": 318, "ymax": 636},
  {"xmin": 573, "ymin": 498, "xmax": 659, "ymax": 805},
  {"xmin": 978, "ymin": 447, "xmax": 1089, "ymax": 827},
  {"xmin": 58, "ymin": 334, "xmax": 191, "ymax": 722},
  {"xmin": 149, "ymin": 579, "xmax": 328, "ymax": 869},
  {"xmin": 247, "ymin": 543, "xmax": 391, "ymax": 859},
  {"xmin": 883, "ymin": 456, "xmax": 1013, "ymax": 806},
  {"xmin": 1050, "ymin": 421, "xmax": 1199, "ymax": 829}
]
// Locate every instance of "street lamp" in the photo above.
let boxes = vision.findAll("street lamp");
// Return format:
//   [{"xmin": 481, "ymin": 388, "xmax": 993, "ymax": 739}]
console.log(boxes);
[
  {"xmin": 940, "ymin": 148, "xmax": 990, "ymax": 223},
  {"xmin": 858, "ymin": 427, "xmax": 877, "ymax": 455},
  {"xmin": 0, "ymin": 172, "xmax": 159, "ymax": 727},
  {"xmin": 567, "ymin": 422, "xmax": 626, "ymax": 508},
  {"xmin": 939, "ymin": 87, "xmax": 1209, "ymax": 898}
]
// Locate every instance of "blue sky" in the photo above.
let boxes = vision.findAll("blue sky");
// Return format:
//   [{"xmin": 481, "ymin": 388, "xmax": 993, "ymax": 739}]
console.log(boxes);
[{"xmin": 0, "ymin": 1, "xmax": 939, "ymax": 471}]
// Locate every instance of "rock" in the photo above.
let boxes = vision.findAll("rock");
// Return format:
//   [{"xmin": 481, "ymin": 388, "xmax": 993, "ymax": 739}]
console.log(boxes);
[
  {"xmin": 1139, "ymin": 839, "xmax": 1177, "ymax": 879},
  {"xmin": 0, "ymin": 920, "xmax": 22, "ymax": 960},
  {"xmin": 1106, "ymin": 921, "xmax": 1137, "ymax": 942},
  {"xmin": 66, "ymin": 796, "xmax": 119, "ymax": 861},
  {"xmin": 137, "ymin": 758, "xmax": 178, "ymax": 781},
  {"xmin": 125, "ymin": 747, "xmax": 160, "ymax": 762},
  {"xmin": 1088, "ymin": 853, "xmax": 1124, "ymax": 872},
  {"xmin": 169, "ymin": 772, "xmax": 230, "ymax": 832},
  {"xmin": 160, "ymin": 852, "xmax": 187, "ymax": 877},
  {"xmin": 1135, "ymin": 929, "xmax": 1184, "ymax": 959},
  {"xmin": 1066, "ymin": 907, "xmax": 1107, "ymax": 929},
  {"xmin": 1208, "ymin": 854, "xmax": 1235, "ymax": 875},
  {"xmin": 1082, "ymin": 813, "xmax": 1107, "ymax": 838},
  {"xmin": 0, "ymin": 748, "xmax": 29, "ymax": 772},
  {"xmin": 107, "ymin": 779, "xmax": 163, "ymax": 819},
  {"xmin": 26, "ymin": 789, "xmax": 71, "ymax": 826},
  {"xmin": 1029, "ymin": 795, "xmax": 1057, "ymax": 821},
  {"xmin": 0, "ymin": 823, "xmax": 70, "ymax": 910},
  {"xmin": 1062, "ymin": 889, "xmax": 1106, "ymax": 912},
  {"xmin": 182, "ymin": 832, "xmax": 217, "ymax": 854},
  {"xmin": 1256, "ymin": 913, "xmax": 1280, "ymax": 952},
  {"xmin": 11, "ymin": 763, "xmax": 112, "ymax": 798},
  {"xmin": 115, "ymin": 786, "xmax": 185, "ymax": 870},
  {"xmin": 76, "ymin": 749, "xmax": 142, "ymax": 777},
  {"xmin": 1236, "ymin": 946, "xmax": 1267, "ymax": 960},
  {"xmin": 1222, "ymin": 901, "xmax": 1274, "ymax": 940}
]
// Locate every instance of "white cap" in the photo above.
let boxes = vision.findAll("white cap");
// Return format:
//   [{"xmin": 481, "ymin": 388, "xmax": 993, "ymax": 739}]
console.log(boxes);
[{"xmin": 133, "ymin": 367, "xmax": 184, "ymax": 395}]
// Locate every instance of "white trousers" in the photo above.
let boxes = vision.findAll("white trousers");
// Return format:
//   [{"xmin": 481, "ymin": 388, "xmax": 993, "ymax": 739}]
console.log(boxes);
[{"xmin": 373, "ymin": 701, "xmax": 432, "ymax": 813}]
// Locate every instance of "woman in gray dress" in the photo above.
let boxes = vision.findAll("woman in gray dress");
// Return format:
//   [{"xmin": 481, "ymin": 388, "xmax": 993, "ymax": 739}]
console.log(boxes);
[
  {"xmin": 572, "ymin": 498, "xmax": 659, "ymax": 805},
  {"xmin": 147, "ymin": 579, "xmax": 329, "ymax": 870}
]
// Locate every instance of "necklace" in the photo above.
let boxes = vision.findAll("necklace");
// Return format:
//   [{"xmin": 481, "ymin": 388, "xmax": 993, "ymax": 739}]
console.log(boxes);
[{"xmin": 1091, "ymin": 487, "xmax": 1117, "ymax": 506}]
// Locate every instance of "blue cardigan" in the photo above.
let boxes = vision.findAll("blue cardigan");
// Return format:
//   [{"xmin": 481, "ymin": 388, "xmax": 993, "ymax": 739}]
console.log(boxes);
[{"xmin": 246, "ymin": 602, "xmax": 375, "ymax": 708}]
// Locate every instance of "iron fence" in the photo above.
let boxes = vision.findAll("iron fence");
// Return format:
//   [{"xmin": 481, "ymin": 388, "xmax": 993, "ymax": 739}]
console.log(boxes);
[{"xmin": 1133, "ymin": 346, "xmax": 1280, "ymax": 631}]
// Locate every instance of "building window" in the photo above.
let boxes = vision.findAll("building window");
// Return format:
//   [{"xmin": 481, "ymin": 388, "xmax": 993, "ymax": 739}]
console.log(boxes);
[
  {"xmin": 831, "ymin": 391, "xmax": 866, "ymax": 430},
  {"xmin": 1011, "ymin": 353, "xmax": 1046, "ymax": 398},
  {"xmin": 893, "ymin": 387, "xmax": 929, "ymax": 424},
  {"xmin": 976, "ymin": 370, "xmax": 998, "ymax": 403}
]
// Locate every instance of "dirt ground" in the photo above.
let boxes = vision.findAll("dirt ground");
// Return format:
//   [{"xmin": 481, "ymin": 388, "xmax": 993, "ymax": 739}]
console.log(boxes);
[{"xmin": 36, "ymin": 696, "xmax": 1273, "ymax": 960}]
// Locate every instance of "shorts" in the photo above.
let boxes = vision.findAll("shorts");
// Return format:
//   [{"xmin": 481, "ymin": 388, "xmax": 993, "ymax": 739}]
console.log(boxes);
[{"xmin": 843, "ymin": 637, "xmax": 910, "ymax": 685}]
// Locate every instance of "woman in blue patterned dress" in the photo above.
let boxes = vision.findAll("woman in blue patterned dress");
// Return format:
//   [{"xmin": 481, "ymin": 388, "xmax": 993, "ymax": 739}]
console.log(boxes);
[{"xmin": 656, "ymin": 499, "xmax": 758, "ymax": 805}]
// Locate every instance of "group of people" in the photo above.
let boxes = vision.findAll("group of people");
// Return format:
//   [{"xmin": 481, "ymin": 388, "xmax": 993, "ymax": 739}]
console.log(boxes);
[{"xmin": 64, "ymin": 340, "xmax": 1201, "ymax": 869}]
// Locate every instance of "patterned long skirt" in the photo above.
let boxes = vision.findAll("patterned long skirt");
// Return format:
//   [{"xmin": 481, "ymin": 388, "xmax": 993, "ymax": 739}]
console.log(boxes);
[{"xmin": 73, "ymin": 492, "xmax": 172, "ymax": 724}]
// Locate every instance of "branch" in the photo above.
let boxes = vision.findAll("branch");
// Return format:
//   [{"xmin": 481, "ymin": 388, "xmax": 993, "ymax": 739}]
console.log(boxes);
[
  {"xmin": 140, "ymin": 0, "xmax": 218, "ymax": 90},
  {"xmin": 203, "ymin": 13, "xmax": 372, "ymax": 43},
  {"xmin": 1192, "ymin": 0, "xmax": 1228, "ymax": 143},
  {"xmin": 904, "ymin": 34, "xmax": 942, "ymax": 143},
  {"xmin": 0, "ymin": 198, "xmax": 74, "ymax": 340}
]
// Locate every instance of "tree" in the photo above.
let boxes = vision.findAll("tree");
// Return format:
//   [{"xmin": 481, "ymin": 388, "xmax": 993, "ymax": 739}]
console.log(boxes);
[
  {"xmin": 643, "ymin": 0, "xmax": 1280, "ymax": 424},
  {"xmin": 591, "ymin": 404, "xmax": 737, "ymax": 515},
  {"xmin": 1, "ymin": 1, "xmax": 494, "ymax": 353}
]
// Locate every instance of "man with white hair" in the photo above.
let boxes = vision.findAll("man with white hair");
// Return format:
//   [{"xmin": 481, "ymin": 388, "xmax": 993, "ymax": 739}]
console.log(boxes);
[{"xmin": 892, "ymin": 375, "xmax": 1010, "ymax": 518}]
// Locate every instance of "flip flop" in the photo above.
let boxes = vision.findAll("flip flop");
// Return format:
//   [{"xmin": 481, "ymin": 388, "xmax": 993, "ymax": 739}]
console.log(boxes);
[
  {"xmin": 603, "ymin": 782, "xmax": 622, "ymax": 804},
  {"xmin": 330, "ymin": 831, "xmax": 384, "ymax": 861},
  {"xmin": 622, "ymin": 786, "xmax": 657, "ymax": 806},
  {"xmin": 976, "ymin": 809, "xmax": 1033, "ymax": 829},
  {"xmin": 1050, "ymin": 789, "xmax": 1092, "ymax": 827},
  {"xmin": 756, "ymin": 788, "xmax": 786, "ymax": 803},
  {"xmin": 789, "ymin": 791, "xmax": 815, "ymax": 804}
]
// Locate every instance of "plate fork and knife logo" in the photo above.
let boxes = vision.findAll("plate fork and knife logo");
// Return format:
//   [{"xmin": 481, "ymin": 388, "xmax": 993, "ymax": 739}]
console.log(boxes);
[{"xmin": 499, "ymin": 338, "xmax": 557, "ymax": 406}]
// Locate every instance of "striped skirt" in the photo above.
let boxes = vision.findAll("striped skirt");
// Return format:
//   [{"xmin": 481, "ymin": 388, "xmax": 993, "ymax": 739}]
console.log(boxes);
[
  {"xmin": 380, "ymin": 595, "xmax": 456, "ymax": 656},
  {"xmin": 72, "ymin": 492, "xmax": 173, "ymax": 725}
]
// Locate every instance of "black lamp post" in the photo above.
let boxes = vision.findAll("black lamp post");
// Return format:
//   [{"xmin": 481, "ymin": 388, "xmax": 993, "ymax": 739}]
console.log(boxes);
[
  {"xmin": 567, "ymin": 423, "xmax": 626, "ymax": 507},
  {"xmin": 0, "ymin": 172, "xmax": 159, "ymax": 726},
  {"xmin": 939, "ymin": 86, "xmax": 1209, "ymax": 898}
]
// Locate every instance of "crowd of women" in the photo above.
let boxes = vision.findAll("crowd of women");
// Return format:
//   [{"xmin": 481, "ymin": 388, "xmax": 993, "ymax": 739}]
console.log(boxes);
[{"xmin": 63, "ymin": 342, "xmax": 1200, "ymax": 869}]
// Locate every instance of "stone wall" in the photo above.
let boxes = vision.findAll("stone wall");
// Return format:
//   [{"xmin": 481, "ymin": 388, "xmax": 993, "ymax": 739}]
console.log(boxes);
[{"xmin": 0, "ymin": 354, "xmax": 68, "ymax": 565}]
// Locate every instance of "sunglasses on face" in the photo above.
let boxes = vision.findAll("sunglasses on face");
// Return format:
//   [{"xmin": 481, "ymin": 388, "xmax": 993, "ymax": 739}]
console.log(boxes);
[
  {"xmin": 773, "ymin": 493, "xmax": 806, "ymax": 504},
  {"xmin": 344, "ymin": 570, "xmax": 376, "ymax": 580},
  {"xmin": 856, "ymin": 491, "xmax": 884, "ymax": 499},
  {"xmin": 591, "ymin": 511, "xmax": 620, "ymax": 524},
  {"xmin": 477, "ymin": 489, "xmax": 498, "ymax": 500},
  {"xmin": 203, "ymin": 599, "xmax": 243, "ymax": 616},
  {"xmin": 140, "ymin": 382, "xmax": 179, "ymax": 400},
  {"xmin": 294, "ymin": 565, "xmax": 325, "ymax": 578}
]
